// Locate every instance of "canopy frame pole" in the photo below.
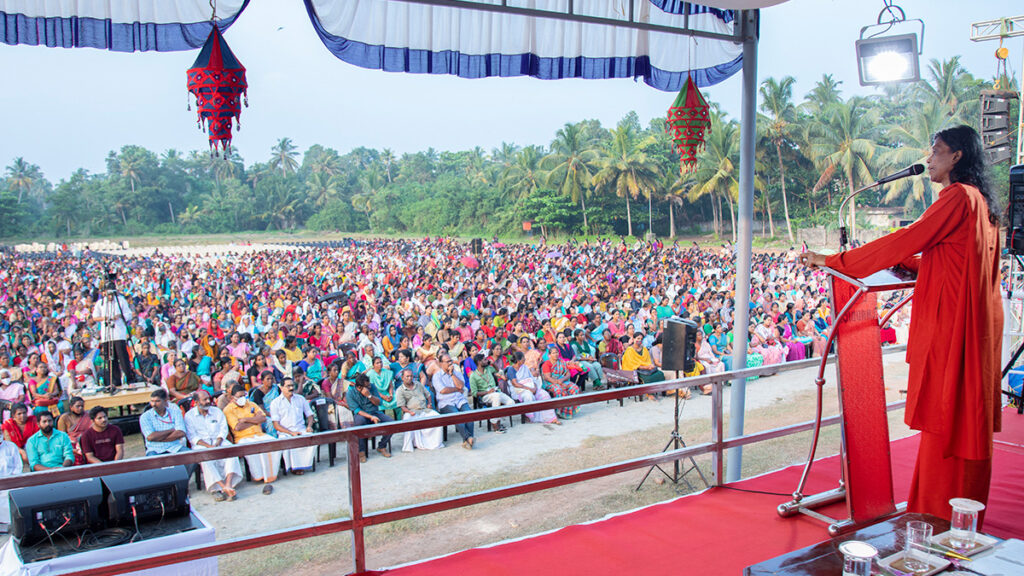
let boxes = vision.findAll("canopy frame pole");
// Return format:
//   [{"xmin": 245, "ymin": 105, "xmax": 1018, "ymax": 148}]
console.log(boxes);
[
  {"xmin": 727, "ymin": 8, "xmax": 759, "ymax": 484},
  {"xmin": 390, "ymin": 0, "xmax": 744, "ymax": 42}
]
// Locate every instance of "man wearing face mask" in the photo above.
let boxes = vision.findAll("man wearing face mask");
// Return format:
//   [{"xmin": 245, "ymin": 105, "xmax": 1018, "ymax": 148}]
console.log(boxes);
[
  {"xmin": 185, "ymin": 389, "xmax": 242, "ymax": 501},
  {"xmin": 25, "ymin": 412, "xmax": 73, "ymax": 471},
  {"xmin": 224, "ymin": 384, "xmax": 281, "ymax": 495}
]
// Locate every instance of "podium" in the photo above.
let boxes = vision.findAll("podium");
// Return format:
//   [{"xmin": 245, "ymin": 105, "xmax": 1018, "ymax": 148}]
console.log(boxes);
[{"xmin": 777, "ymin": 265, "xmax": 915, "ymax": 535}]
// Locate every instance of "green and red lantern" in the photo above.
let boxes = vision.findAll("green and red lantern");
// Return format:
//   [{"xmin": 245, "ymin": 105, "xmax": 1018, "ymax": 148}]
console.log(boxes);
[{"xmin": 666, "ymin": 74, "xmax": 711, "ymax": 174}]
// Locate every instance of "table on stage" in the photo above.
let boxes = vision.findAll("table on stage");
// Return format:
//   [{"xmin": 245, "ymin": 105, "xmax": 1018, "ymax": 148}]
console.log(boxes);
[
  {"xmin": 745, "ymin": 513, "xmax": 957, "ymax": 575},
  {"xmin": 81, "ymin": 384, "xmax": 160, "ymax": 413}
]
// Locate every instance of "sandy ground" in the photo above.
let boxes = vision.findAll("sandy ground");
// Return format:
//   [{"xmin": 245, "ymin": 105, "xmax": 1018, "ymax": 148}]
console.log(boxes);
[{"xmin": 188, "ymin": 351, "xmax": 910, "ymax": 541}]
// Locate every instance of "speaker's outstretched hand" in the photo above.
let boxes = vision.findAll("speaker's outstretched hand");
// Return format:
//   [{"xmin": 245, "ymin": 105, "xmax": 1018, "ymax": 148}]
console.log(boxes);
[{"xmin": 799, "ymin": 252, "xmax": 826, "ymax": 268}]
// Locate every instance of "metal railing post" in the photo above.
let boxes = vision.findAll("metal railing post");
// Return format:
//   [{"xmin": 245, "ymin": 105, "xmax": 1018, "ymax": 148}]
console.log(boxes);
[
  {"xmin": 348, "ymin": 437, "xmax": 366, "ymax": 574},
  {"xmin": 711, "ymin": 381, "xmax": 724, "ymax": 485}
]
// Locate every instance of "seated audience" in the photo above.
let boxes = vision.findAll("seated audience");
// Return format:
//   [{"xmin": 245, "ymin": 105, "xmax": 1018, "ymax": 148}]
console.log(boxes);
[
  {"xmin": 2, "ymin": 404, "xmax": 38, "ymax": 466},
  {"xmin": 395, "ymin": 368, "xmax": 443, "ymax": 451},
  {"xmin": 140, "ymin": 388, "xmax": 188, "ymax": 456},
  {"xmin": 346, "ymin": 374, "xmax": 394, "ymax": 461},
  {"xmin": 269, "ymin": 377, "xmax": 316, "ymax": 474},
  {"xmin": 185, "ymin": 389, "xmax": 242, "ymax": 501},
  {"xmin": 80, "ymin": 406, "xmax": 124, "ymax": 463},
  {"xmin": 26, "ymin": 412, "xmax": 73, "ymax": 471},
  {"xmin": 469, "ymin": 354, "xmax": 514, "ymax": 433},
  {"xmin": 224, "ymin": 384, "xmax": 281, "ymax": 495},
  {"xmin": 431, "ymin": 353, "xmax": 475, "ymax": 449}
]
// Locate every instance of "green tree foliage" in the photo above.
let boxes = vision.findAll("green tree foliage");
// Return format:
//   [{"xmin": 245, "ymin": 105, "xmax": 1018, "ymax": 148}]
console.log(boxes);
[{"xmin": 0, "ymin": 55, "xmax": 1014, "ymax": 242}]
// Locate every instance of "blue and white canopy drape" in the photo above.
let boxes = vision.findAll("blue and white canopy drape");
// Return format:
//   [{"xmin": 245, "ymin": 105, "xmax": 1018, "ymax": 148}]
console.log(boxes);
[
  {"xmin": 0, "ymin": 0, "xmax": 248, "ymax": 51},
  {"xmin": 303, "ymin": 0, "xmax": 742, "ymax": 91},
  {"xmin": 0, "ymin": 0, "xmax": 743, "ymax": 90}
]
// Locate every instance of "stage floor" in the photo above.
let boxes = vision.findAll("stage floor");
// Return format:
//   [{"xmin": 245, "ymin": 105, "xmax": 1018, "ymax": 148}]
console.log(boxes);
[{"xmin": 379, "ymin": 406, "xmax": 1024, "ymax": 575}]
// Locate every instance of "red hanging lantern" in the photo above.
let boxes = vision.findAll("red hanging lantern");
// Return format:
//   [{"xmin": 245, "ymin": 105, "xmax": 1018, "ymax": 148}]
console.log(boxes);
[
  {"xmin": 187, "ymin": 26, "xmax": 247, "ymax": 156},
  {"xmin": 666, "ymin": 74, "xmax": 711, "ymax": 174}
]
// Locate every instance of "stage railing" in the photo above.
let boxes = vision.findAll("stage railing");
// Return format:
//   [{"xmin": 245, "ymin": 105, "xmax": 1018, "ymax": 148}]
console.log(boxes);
[{"xmin": 0, "ymin": 347, "xmax": 908, "ymax": 576}]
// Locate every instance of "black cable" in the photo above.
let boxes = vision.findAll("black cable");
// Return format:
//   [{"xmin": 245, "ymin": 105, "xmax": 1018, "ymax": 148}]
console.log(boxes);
[
  {"xmin": 715, "ymin": 485, "xmax": 791, "ymax": 497},
  {"xmin": 81, "ymin": 527, "xmax": 133, "ymax": 550}
]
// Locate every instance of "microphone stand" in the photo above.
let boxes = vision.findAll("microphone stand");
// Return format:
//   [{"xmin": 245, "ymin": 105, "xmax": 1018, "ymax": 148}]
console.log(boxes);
[{"xmin": 836, "ymin": 181, "xmax": 882, "ymax": 252}]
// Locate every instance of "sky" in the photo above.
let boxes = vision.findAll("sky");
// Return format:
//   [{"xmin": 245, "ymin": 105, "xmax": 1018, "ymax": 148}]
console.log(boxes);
[{"xmin": 0, "ymin": 0, "xmax": 1021, "ymax": 182}]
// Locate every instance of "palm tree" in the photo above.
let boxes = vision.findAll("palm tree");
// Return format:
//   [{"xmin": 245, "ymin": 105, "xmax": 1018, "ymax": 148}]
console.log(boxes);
[
  {"xmin": 803, "ymin": 74, "xmax": 843, "ymax": 116},
  {"xmin": 307, "ymin": 172, "xmax": 341, "ymax": 208},
  {"xmin": 380, "ymin": 148, "xmax": 396, "ymax": 182},
  {"xmin": 501, "ymin": 146, "xmax": 546, "ymax": 200},
  {"xmin": 592, "ymin": 124, "xmax": 660, "ymax": 237},
  {"xmin": 759, "ymin": 76, "xmax": 797, "ymax": 242},
  {"xmin": 4, "ymin": 158, "xmax": 40, "ymax": 204},
  {"xmin": 879, "ymin": 100, "xmax": 954, "ymax": 210},
  {"xmin": 354, "ymin": 167, "xmax": 385, "ymax": 229},
  {"xmin": 269, "ymin": 137, "xmax": 300, "ymax": 176},
  {"xmin": 543, "ymin": 123, "xmax": 600, "ymax": 232},
  {"xmin": 916, "ymin": 56, "xmax": 981, "ymax": 120},
  {"xmin": 681, "ymin": 111, "xmax": 745, "ymax": 241},
  {"xmin": 809, "ymin": 97, "xmax": 882, "ymax": 240}
]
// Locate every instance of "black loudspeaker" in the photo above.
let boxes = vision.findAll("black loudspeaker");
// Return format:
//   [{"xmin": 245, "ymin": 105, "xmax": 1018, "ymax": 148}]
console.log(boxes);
[
  {"xmin": 1008, "ymin": 165, "xmax": 1024, "ymax": 256},
  {"xmin": 980, "ymin": 90, "xmax": 1017, "ymax": 166},
  {"xmin": 471, "ymin": 238, "xmax": 483, "ymax": 255},
  {"xmin": 102, "ymin": 465, "xmax": 190, "ymax": 525},
  {"xmin": 9, "ymin": 477, "xmax": 104, "ymax": 546},
  {"xmin": 662, "ymin": 318, "xmax": 698, "ymax": 373}
]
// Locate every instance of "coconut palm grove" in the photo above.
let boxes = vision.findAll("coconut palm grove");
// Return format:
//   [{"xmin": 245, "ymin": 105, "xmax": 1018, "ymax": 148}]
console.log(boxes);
[{"xmin": 0, "ymin": 57, "xmax": 1018, "ymax": 243}]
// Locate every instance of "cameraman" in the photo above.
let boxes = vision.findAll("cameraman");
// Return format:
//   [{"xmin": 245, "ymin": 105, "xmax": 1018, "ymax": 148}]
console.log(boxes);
[{"xmin": 91, "ymin": 277, "xmax": 135, "ymax": 388}]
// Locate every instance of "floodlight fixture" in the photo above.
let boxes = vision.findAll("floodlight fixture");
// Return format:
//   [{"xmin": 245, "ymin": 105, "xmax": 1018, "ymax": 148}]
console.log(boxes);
[{"xmin": 855, "ymin": 2, "xmax": 924, "ymax": 87}]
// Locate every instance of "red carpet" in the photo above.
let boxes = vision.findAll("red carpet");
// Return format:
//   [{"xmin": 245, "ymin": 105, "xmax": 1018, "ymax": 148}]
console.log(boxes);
[{"xmin": 383, "ymin": 407, "xmax": 1024, "ymax": 575}]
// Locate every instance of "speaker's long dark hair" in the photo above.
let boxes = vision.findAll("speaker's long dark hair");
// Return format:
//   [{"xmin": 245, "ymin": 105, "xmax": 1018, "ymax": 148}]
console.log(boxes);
[{"xmin": 933, "ymin": 125, "xmax": 1000, "ymax": 225}]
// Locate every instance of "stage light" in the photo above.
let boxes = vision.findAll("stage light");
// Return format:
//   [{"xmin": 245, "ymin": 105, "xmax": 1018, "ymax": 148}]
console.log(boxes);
[
  {"xmin": 856, "ymin": 34, "xmax": 920, "ymax": 86},
  {"xmin": 856, "ymin": 2, "xmax": 924, "ymax": 87}
]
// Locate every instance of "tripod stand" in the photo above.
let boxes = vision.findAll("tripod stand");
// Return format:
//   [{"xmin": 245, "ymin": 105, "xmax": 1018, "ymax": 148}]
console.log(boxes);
[{"xmin": 636, "ymin": 389, "xmax": 708, "ymax": 492}]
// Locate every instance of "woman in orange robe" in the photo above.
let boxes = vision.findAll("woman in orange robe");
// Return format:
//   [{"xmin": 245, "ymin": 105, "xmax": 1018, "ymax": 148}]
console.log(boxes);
[{"xmin": 802, "ymin": 125, "xmax": 1003, "ymax": 523}]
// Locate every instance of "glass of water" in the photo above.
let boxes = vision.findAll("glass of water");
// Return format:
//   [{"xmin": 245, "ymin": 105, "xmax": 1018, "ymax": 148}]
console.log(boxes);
[
  {"xmin": 949, "ymin": 498, "xmax": 986, "ymax": 550},
  {"xmin": 839, "ymin": 541, "xmax": 877, "ymax": 576},
  {"xmin": 904, "ymin": 521, "xmax": 933, "ymax": 573}
]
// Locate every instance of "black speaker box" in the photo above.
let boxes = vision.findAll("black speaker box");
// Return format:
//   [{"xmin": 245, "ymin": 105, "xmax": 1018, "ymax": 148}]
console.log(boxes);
[
  {"xmin": 101, "ymin": 465, "xmax": 190, "ymax": 525},
  {"xmin": 1007, "ymin": 165, "xmax": 1024, "ymax": 255},
  {"xmin": 9, "ymin": 477, "xmax": 104, "ymax": 546},
  {"xmin": 662, "ymin": 318, "xmax": 698, "ymax": 373}
]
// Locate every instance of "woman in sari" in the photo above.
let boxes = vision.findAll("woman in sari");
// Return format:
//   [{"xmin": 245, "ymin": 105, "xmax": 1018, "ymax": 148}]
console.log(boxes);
[
  {"xmin": 366, "ymin": 356, "xmax": 397, "ymax": 418},
  {"xmin": 776, "ymin": 316, "xmax": 806, "ymax": 362},
  {"xmin": 57, "ymin": 396, "xmax": 90, "ymax": 465},
  {"xmin": 0, "ymin": 370, "xmax": 26, "ymax": 420},
  {"xmin": 505, "ymin": 352, "xmax": 558, "ymax": 424},
  {"xmin": 226, "ymin": 332, "xmax": 250, "ymax": 364},
  {"xmin": 540, "ymin": 344, "xmax": 581, "ymax": 419},
  {"xmin": 2, "ymin": 404, "xmax": 38, "ymax": 465},
  {"xmin": 27, "ymin": 364, "xmax": 62, "ymax": 417}
]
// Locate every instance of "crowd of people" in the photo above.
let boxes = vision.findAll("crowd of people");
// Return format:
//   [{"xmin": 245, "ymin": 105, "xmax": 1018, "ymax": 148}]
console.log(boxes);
[{"xmin": 0, "ymin": 237, "xmax": 913, "ymax": 501}]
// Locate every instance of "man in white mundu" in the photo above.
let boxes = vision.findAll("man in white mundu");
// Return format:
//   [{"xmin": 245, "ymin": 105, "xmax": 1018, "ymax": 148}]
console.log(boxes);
[
  {"xmin": 394, "ymin": 368, "xmax": 443, "ymax": 452},
  {"xmin": 269, "ymin": 378, "xmax": 316, "ymax": 474},
  {"xmin": 184, "ymin": 390, "xmax": 243, "ymax": 502}
]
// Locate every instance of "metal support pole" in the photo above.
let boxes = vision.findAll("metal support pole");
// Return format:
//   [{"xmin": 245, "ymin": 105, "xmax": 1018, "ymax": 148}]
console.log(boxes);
[
  {"xmin": 727, "ymin": 8, "xmax": 758, "ymax": 484},
  {"xmin": 347, "ymin": 438, "xmax": 366, "ymax": 574}
]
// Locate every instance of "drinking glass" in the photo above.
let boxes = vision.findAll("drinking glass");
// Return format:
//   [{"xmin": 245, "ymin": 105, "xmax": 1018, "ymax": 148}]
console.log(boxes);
[
  {"xmin": 839, "ymin": 540, "xmax": 877, "ymax": 576},
  {"xmin": 949, "ymin": 498, "xmax": 985, "ymax": 550},
  {"xmin": 904, "ymin": 521, "xmax": 933, "ymax": 573}
]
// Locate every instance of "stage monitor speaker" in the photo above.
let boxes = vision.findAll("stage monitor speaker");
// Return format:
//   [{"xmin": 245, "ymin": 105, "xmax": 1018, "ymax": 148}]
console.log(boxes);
[
  {"xmin": 9, "ymin": 477, "xmax": 104, "ymax": 546},
  {"xmin": 1008, "ymin": 165, "xmax": 1024, "ymax": 255},
  {"xmin": 662, "ymin": 318, "xmax": 698, "ymax": 373},
  {"xmin": 102, "ymin": 465, "xmax": 190, "ymax": 525}
]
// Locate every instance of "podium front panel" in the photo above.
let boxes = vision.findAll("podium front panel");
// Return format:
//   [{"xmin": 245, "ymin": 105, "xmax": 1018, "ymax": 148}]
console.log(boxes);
[{"xmin": 830, "ymin": 276, "xmax": 897, "ymax": 522}]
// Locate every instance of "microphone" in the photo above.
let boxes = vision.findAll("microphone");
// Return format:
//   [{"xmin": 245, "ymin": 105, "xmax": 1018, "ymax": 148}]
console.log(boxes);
[
  {"xmin": 875, "ymin": 164, "xmax": 924, "ymax": 186},
  {"xmin": 837, "ymin": 164, "xmax": 925, "ymax": 250}
]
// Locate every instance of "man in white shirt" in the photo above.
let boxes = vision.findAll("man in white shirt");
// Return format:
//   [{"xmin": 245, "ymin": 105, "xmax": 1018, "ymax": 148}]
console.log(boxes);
[
  {"xmin": 269, "ymin": 378, "xmax": 316, "ymax": 474},
  {"xmin": 0, "ymin": 436, "xmax": 22, "ymax": 532},
  {"xmin": 91, "ymin": 278, "xmax": 135, "ymax": 388},
  {"xmin": 184, "ymin": 390, "xmax": 242, "ymax": 502}
]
